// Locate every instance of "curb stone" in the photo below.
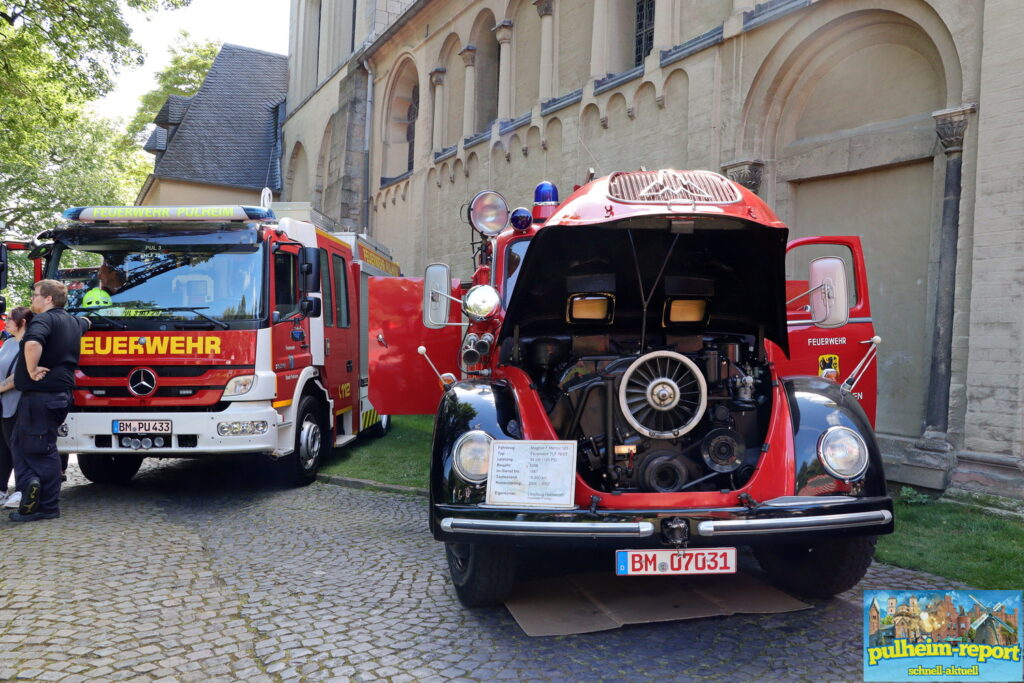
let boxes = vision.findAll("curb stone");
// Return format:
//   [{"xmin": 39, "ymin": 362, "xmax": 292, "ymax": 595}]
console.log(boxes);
[{"xmin": 317, "ymin": 474, "xmax": 428, "ymax": 497}]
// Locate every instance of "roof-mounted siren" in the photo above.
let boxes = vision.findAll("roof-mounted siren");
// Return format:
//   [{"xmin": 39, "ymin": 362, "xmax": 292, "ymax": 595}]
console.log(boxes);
[{"xmin": 532, "ymin": 181, "xmax": 559, "ymax": 224}]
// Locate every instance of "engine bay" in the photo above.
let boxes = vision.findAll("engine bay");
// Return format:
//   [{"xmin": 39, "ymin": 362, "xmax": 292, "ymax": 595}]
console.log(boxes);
[{"xmin": 516, "ymin": 332, "xmax": 773, "ymax": 493}]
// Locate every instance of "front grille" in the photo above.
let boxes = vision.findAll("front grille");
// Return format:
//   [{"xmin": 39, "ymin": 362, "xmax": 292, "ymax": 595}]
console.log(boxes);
[
  {"xmin": 608, "ymin": 170, "xmax": 742, "ymax": 204},
  {"xmin": 85, "ymin": 386, "xmax": 221, "ymax": 398},
  {"xmin": 79, "ymin": 365, "xmax": 253, "ymax": 378},
  {"xmin": 71, "ymin": 402, "xmax": 231, "ymax": 413}
]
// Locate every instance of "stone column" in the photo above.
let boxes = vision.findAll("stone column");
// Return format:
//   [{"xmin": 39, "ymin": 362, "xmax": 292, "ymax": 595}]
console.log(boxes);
[
  {"xmin": 721, "ymin": 159, "xmax": 764, "ymax": 195},
  {"xmin": 535, "ymin": 0, "xmax": 554, "ymax": 101},
  {"xmin": 653, "ymin": 0, "xmax": 674, "ymax": 50},
  {"xmin": 925, "ymin": 104, "xmax": 976, "ymax": 434},
  {"xmin": 430, "ymin": 67, "xmax": 446, "ymax": 152},
  {"xmin": 460, "ymin": 45, "xmax": 477, "ymax": 139},
  {"xmin": 495, "ymin": 21, "xmax": 513, "ymax": 120},
  {"xmin": 590, "ymin": 0, "xmax": 609, "ymax": 80}
]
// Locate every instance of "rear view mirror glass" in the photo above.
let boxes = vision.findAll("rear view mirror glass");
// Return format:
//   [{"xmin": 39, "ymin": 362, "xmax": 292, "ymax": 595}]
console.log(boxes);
[
  {"xmin": 423, "ymin": 263, "xmax": 452, "ymax": 329},
  {"xmin": 808, "ymin": 256, "xmax": 849, "ymax": 329}
]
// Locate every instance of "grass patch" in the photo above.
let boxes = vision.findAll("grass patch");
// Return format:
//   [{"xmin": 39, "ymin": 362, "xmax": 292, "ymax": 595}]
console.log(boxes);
[
  {"xmin": 319, "ymin": 414, "xmax": 433, "ymax": 488},
  {"xmin": 876, "ymin": 487, "xmax": 1024, "ymax": 588}
]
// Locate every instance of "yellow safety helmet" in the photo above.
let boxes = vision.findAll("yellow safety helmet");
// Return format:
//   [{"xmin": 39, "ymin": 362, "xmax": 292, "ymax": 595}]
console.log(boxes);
[{"xmin": 82, "ymin": 287, "xmax": 112, "ymax": 308}]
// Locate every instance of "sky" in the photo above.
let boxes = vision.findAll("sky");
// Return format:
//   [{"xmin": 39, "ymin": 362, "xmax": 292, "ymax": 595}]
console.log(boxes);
[{"xmin": 90, "ymin": 0, "xmax": 291, "ymax": 122}]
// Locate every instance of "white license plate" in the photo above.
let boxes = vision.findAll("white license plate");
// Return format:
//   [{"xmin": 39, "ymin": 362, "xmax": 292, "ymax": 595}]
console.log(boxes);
[
  {"xmin": 113, "ymin": 420, "xmax": 172, "ymax": 434},
  {"xmin": 616, "ymin": 548, "xmax": 737, "ymax": 576}
]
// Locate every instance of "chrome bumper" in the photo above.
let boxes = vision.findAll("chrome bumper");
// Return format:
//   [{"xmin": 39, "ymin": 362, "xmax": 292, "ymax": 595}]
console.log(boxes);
[
  {"xmin": 695, "ymin": 509, "xmax": 893, "ymax": 537},
  {"xmin": 441, "ymin": 518, "xmax": 656, "ymax": 538}
]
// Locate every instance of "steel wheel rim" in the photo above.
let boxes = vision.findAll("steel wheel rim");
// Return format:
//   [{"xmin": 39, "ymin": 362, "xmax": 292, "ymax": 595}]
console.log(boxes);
[{"xmin": 298, "ymin": 414, "xmax": 321, "ymax": 471}]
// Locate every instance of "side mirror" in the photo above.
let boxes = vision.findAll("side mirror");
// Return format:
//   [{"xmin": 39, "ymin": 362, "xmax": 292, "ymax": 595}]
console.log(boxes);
[
  {"xmin": 300, "ymin": 296, "xmax": 322, "ymax": 318},
  {"xmin": 423, "ymin": 263, "xmax": 452, "ymax": 329},
  {"xmin": 808, "ymin": 256, "xmax": 849, "ymax": 329},
  {"xmin": 298, "ymin": 247, "xmax": 321, "ymax": 293},
  {"xmin": 0, "ymin": 244, "xmax": 7, "ymax": 289}
]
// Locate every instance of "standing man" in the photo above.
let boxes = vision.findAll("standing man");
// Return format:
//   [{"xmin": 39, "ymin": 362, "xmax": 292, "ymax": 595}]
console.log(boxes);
[{"xmin": 9, "ymin": 280, "xmax": 89, "ymax": 522}]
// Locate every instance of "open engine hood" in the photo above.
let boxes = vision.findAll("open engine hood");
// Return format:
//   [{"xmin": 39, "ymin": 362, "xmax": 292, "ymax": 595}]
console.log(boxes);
[{"xmin": 499, "ymin": 218, "xmax": 790, "ymax": 356}]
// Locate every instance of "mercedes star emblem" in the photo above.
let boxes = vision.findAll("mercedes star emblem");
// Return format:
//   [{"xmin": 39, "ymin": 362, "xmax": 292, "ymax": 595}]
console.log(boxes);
[{"xmin": 128, "ymin": 368, "xmax": 157, "ymax": 397}]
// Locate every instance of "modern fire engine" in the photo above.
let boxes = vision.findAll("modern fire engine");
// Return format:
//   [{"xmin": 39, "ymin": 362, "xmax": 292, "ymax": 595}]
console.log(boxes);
[
  {"xmin": 1, "ymin": 205, "xmax": 399, "ymax": 485},
  {"xmin": 368, "ymin": 169, "xmax": 891, "ymax": 607}
]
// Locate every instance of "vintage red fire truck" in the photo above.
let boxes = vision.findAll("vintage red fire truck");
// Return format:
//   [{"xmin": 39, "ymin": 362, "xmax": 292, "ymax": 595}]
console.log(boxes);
[
  {"xmin": 4, "ymin": 204, "xmax": 397, "ymax": 485},
  {"xmin": 368, "ymin": 169, "xmax": 891, "ymax": 607}
]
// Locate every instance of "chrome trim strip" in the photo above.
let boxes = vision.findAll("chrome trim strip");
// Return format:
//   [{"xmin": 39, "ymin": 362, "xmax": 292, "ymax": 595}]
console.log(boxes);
[
  {"xmin": 696, "ymin": 510, "xmax": 892, "ymax": 536},
  {"xmin": 759, "ymin": 495, "xmax": 857, "ymax": 507},
  {"xmin": 441, "ymin": 518, "xmax": 656, "ymax": 537},
  {"xmin": 787, "ymin": 316, "xmax": 873, "ymax": 327}
]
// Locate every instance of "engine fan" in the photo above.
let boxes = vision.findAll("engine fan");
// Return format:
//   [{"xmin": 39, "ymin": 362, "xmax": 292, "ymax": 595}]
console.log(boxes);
[{"xmin": 618, "ymin": 350, "xmax": 707, "ymax": 439}]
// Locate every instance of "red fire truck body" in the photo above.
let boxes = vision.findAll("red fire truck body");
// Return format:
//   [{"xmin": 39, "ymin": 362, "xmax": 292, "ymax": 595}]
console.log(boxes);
[
  {"xmin": 13, "ymin": 205, "xmax": 397, "ymax": 485},
  {"xmin": 368, "ymin": 169, "xmax": 891, "ymax": 608}
]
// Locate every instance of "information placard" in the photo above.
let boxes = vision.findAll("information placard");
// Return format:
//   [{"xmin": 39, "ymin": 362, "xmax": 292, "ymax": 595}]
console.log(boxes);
[{"xmin": 485, "ymin": 440, "xmax": 577, "ymax": 509}]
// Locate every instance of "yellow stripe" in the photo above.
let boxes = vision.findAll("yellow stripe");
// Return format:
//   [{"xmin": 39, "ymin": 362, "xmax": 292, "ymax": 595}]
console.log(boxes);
[
  {"xmin": 272, "ymin": 399, "xmax": 292, "ymax": 408},
  {"xmin": 335, "ymin": 405, "xmax": 353, "ymax": 415}
]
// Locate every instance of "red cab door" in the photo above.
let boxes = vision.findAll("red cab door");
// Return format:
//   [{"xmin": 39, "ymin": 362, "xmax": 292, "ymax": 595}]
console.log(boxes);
[
  {"xmin": 318, "ymin": 246, "xmax": 358, "ymax": 437},
  {"xmin": 779, "ymin": 236, "xmax": 878, "ymax": 426},
  {"xmin": 367, "ymin": 277, "xmax": 462, "ymax": 415}
]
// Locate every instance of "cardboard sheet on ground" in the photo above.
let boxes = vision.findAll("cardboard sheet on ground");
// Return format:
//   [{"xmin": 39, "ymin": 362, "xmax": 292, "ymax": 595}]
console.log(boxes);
[{"xmin": 505, "ymin": 571, "xmax": 810, "ymax": 636}]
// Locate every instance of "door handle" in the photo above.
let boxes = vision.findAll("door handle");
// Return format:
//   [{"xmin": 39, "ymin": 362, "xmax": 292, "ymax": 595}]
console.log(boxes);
[
  {"xmin": 346, "ymin": 360, "xmax": 353, "ymax": 372},
  {"xmin": 376, "ymin": 332, "xmax": 388, "ymax": 348}
]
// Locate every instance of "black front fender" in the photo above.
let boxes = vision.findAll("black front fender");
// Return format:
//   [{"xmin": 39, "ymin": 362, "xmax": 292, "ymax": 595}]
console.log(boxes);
[
  {"xmin": 429, "ymin": 381, "xmax": 521, "ymax": 535},
  {"xmin": 783, "ymin": 375, "xmax": 888, "ymax": 498}
]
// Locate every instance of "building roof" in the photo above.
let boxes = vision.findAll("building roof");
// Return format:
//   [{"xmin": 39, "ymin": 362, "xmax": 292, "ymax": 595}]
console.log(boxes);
[
  {"xmin": 154, "ymin": 95, "xmax": 192, "ymax": 127},
  {"xmin": 145, "ymin": 43, "xmax": 287, "ymax": 193}
]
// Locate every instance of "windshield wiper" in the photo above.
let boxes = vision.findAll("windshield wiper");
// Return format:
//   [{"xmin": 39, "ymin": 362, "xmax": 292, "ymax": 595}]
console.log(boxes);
[
  {"xmin": 150, "ymin": 306, "xmax": 229, "ymax": 329},
  {"xmin": 66, "ymin": 307, "xmax": 128, "ymax": 330}
]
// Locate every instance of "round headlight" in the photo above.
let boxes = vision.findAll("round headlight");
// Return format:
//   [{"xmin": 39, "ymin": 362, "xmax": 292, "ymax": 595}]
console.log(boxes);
[
  {"xmin": 452, "ymin": 430, "xmax": 493, "ymax": 483},
  {"xmin": 469, "ymin": 190, "xmax": 509, "ymax": 236},
  {"xmin": 463, "ymin": 285, "xmax": 501, "ymax": 321},
  {"xmin": 817, "ymin": 426, "xmax": 869, "ymax": 480}
]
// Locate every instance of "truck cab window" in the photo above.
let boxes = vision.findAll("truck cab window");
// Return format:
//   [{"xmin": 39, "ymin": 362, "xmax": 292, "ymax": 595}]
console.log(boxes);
[
  {"xmin": 274, "ymin": 251, "xmax": 299, "ymax": 318},
  {"xmin": 332, "ymin": 254, "xmax": 350, "ymax": 328},
  {"xmin": 319, "ymin": 249, "xmax": 335, "ymax": 326}
]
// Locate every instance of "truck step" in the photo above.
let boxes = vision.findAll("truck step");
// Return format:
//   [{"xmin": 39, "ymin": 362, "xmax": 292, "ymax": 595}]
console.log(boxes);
[{"xmin": 334, "ymin": 434, "xmax": 357, "ymax": 448}]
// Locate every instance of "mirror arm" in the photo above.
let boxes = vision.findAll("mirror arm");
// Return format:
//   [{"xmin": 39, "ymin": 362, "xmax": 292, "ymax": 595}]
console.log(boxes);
[
  {"xmin": 432, "ymin": 288, "xmax": 463, "ymax": 305},
  {"xmin": 786, "ymin": 282, "xmax": 830, "ymax": 307}
]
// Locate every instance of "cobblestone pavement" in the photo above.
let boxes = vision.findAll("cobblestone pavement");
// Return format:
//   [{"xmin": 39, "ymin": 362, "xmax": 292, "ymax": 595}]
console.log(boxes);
[{"xmin": 0, "ymin": 455, "xmax": 964, "ymax": 683}]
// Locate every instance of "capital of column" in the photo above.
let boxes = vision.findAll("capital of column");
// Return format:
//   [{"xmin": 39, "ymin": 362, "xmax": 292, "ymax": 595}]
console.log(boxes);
[
  {"xmin": 429, "ymin": 67, "xmax": 446, "ymax": 87},
  {"xmin": 494, "ymin": 19, "xmax": 513, "ymax": 44},
  {"xmin": 933, "ymin": 104, "xmax": 976, "ymax": 154},
  {"xmin": 533, "ymin": 0, "xmax": 553, "ymax": 18},
  {"xmin": 459, "ymin": 44, "xmax": 477, "ymax": 67},
  {"xmin": 721, "ymin": 159, "xmax": 765, "ymax": 195}
]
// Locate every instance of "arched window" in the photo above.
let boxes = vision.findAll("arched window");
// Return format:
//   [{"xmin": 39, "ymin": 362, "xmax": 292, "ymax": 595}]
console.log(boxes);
[
  {"xmin": 382, "ymin": 59, "xmax": 420, "ymax": 182},
  {"xmin": 471, "ymin": 10, "xmax": 499, "ymax": 132},
  {"xmin": 406, "ymin": 85, "xmax": 419, "ymax": 173}
]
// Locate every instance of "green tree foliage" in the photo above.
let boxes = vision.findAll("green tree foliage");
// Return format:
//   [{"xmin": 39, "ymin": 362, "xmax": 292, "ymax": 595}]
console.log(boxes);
[
  {"xmin": 1, "ymin": 111, "xmax": 148, "ymax": 304},
  {"xmin": 127, "ymin": 32, "xmax": 220, "ymax": 142}
]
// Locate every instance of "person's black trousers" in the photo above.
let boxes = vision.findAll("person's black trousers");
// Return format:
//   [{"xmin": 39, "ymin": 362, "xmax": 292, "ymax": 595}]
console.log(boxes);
[
  {"xmin": 12, "ymin": 390, "xmax": 71, "ymax": 514},
  {"xmin": 0, "ymin": 414, "xmax": 14, "ymax": 492}
]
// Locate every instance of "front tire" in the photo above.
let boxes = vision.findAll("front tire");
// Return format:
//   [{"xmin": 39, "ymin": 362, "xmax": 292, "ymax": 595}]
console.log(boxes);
[
  {"xmin": 753, "ymin": 535, "xmax": 878, "ymax": 598},
  {"xmin": 445, "ymin": 542, "xmax": 517, "ymax": 607},
  {"xmin": 281, "ymin": 395, "xmax": 327, "ymax": 487},
  {"xmin": 77, "ymin": 453, "xmax": 144, "ymax": 485}
]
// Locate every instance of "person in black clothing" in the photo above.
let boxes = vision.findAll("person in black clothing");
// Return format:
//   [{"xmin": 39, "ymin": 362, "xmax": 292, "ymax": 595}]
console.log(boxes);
[{"xmin": 9, "ymin": 280, "xmax": 89, "ymax": 522}]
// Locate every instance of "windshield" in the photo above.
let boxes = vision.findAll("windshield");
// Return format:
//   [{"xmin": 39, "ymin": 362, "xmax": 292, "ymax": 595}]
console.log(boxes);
[{"xmin": 48, "ymin": 224, "xmax": 264, "ymax": 329}]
